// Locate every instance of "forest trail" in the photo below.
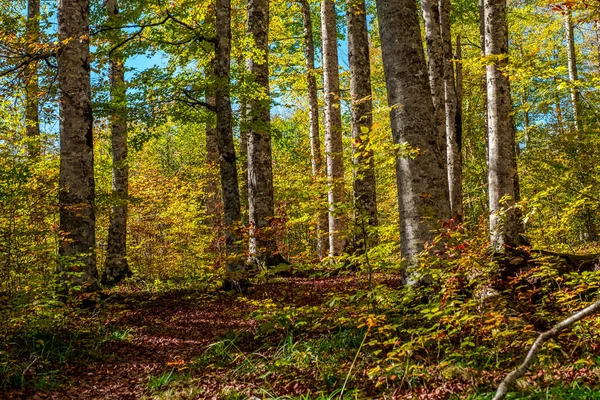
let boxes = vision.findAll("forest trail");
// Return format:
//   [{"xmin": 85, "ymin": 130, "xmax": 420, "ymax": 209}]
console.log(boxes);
[{"xmin": 5, "ymin": 276, "xmax": 363, "ymax": 400}]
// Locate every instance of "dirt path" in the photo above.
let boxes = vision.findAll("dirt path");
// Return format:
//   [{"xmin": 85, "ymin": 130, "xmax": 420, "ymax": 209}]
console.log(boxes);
[{"xmin": 4, "ymin": 276, "xmax": 360, "ymax": 400}]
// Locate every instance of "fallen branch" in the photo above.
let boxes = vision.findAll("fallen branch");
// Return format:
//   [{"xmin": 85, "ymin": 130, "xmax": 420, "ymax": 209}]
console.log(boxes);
[{"xmin": 493, "ymin": 297, "xmax": 600, "ymax": 400}]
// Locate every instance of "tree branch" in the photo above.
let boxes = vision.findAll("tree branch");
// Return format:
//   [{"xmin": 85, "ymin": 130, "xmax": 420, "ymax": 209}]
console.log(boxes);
[{"xmin": 493, "ymin": 298, "xmax": 600, "ymax": 400}]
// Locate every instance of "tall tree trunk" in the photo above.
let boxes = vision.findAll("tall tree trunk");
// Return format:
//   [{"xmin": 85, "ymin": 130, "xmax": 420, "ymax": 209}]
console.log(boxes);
[
  {"xmin": 421, "ymin": 0, "xmax": 447, "ymax": 183},
  {"xmin": 375, "ymin": 0, "xmax": 450, "ymax": 271},
  {"xmin": 347, "ymin": 0, "xmax": 378, "ymax": 253},
  {"xmin": 239, "ymin": 97, "xmax": 249, "ymax": 224},
  {"xmin": 564, "ymin": 9, "xmax": 583, "ymax": 132},
  {"xmin": 205, "ymin": 84, "xmax": 222, "ymax": 254},
  {"xmin": 300, "ymin": 0, "xmax": 329, "ymax": 259},
  {"xmin": 57, "ymin": 0, "xmax": 99, "ymax": 291},
  {"xmin": 102, "ymin": 0, "xmax": 131, "ymax": 286},
  {"xmin": 453, "ymin": 33, "xmax": 464, "ymax": 218},
  {"xmin": 215, "ymin": 0, "xmax": 245, "ymax": 281},
  {"xmin": 479, "ymin": 0, "xmax": 489, "ymax": 174},
  {"xmin": 246, "ymin": 0, "xmax": 282, "ymax": 265},
  {"xmin": 321, "ymin": 0, "xmax": 345, "ymax": 256},
  {"xmin": 485, "ymin": 0, "xmax": 519, "ymax": 251},
  {"xmin": 440, "ymin": 0, "xmax": 461, "ymax": 216},
  {"xmin": 25, "ymin": 0, "xmax": 40, "ymax": 157}
]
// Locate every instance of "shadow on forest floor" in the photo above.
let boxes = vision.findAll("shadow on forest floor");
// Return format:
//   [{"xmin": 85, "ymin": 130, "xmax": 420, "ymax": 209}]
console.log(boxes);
[{"xmin": 2, "ymin": 274, "xmax": 600, "ymax": 399}]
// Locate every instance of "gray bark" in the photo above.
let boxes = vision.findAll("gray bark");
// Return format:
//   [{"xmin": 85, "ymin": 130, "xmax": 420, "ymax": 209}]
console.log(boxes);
[
  {"xmin": 375, "ymin": 0, "xmax": 450, "ymax": 268},
  {"xmin": 215, "ymin": 0, "xmax": 245, "ymax": 277},
  {"xmin": 347, "ymin": 0, "xmax": 378, "ymax": 253},
  {"xmin": 102, "ymin": 0, "xmax": 131, "ymax": 286},
  {"xmin": 205, "ymin": 88, "xmax": 221, "ymax": 245},
  {"xmin": 321, "ymin": 0, "xmax": 346, "ymax": 256},
  {"xmin": 453, "ymin": 33, "xmax": 463, "ymax": 218},
  {"xmin": 25, "ymin": 0, "xmax": 40, "ymax": 157},
  {"xmin": 479, "ymin": 0, "xmax": 489, "ymax": 173},
  {"xmin": 300, "ymin": 0, "xmax": 329, "ymax": 259},
  {"xmin": 239, "ymin": 95, "xmax": 249, "ymax": 224},
  {"xmin": 564, "ymin": 9, "xmax": 583, "ymax": 132},
  {"xmin": 246, "ymin": 0, "xmax": 281, "ymax": 265},
  {"xmin": 421, "ymin": 0, "xmax": 447, "ymax": 178},
  {"xmin": 57, "ymin": 0, "xmax": 99, "ymax": 290},
  {"xmin": 485, "ymin": 0, "xmax": 519, "ymax": 251},
  {"xmin": 440, "ymin": 0, "xmax": 461, "ymax": 216}
]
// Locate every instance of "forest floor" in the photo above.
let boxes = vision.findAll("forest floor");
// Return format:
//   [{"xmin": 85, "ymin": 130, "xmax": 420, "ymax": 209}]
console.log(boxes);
[{"xmin": 2, "ymin": 272, "xmax": 600, "ymax": 399}]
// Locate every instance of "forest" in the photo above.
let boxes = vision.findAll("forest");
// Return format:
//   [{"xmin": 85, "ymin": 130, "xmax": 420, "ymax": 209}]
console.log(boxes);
[{"xmin": 2, "ymin": 0, "xmax": 600, "ymax": 397}]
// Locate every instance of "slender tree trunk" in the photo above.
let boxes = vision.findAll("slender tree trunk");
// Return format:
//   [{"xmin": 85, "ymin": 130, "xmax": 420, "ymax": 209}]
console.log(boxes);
[
  {"xmin": 205, "ymin": 85, "xmax": 222, "ymax": 252},
  {"xmin": 347, "ymin": 0, "xmax": 378, "ymax": 253},
  {"xmin": 300, "ymin": 0, "xmax": 329, "ymax": 259},
  {"xmin": 375, "ymin": 0, "xmax": 450, "ymax": 271},
  {"xmin": 215, "ymin": 0, "xmax": 245, "ymax": 281},
  {"xmin": 247, "ymin": 0, "xmax": 282, "ymax": 265},
  {"xmin": 453, "ymin": 33, "xmax": 464, "ymax": 218},
  {"xmin": 479, "ymin": 0, "xmax": 489, "ymax": 174},
  {"xmin": 102, "ymin": 0, "xmax": 131, "ymax": 286},
  {"xmin": 321, "ymin": 0, "xmax": 345, "ymax": 256},
  {"xmin": 440, "ymin": 0, "xmax": 461, "ymax": 216},
  {"xmin": 421, "ymin": 0, "xmax": 447, "ymax": 175},
  {"xmin": 57, "ymin": 0, "xmax": 99, "ymax": 291},
  {"xmin": 25, "ymin": 0, "xmax": 40, "ymax": 157},
  {"xmin": 564, "ymin": 9, "xmax": 583, "ymax": 132},
  {"xmin": 239, "ymin": 97, "xmax": 249, "ymax": 224},
  {"xmin": 485, "ymin": 0, "xmax": 519, "ymax": 251}
]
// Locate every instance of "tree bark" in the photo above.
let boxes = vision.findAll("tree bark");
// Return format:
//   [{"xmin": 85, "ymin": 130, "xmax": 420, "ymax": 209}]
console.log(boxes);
[
  {"xmin": 454, "ymin": 34, "xmax": 463, "ymax": 203},
  {"xmin": 375, "ymin": 0, "xmax": 450, "ymax": 270},
  {"xmin": 102, "ymin": 0, "xmax": 131, "ymax": 286},
  {"xmin": 479, "ymin": 0, "xmax": 489, "ymax": 174},
  {"xmin": 25, "ymin": 0, "xmax": 40, "ymax": 157},
  {"xmin": 485, "ymin": 0, "xmax": 519, "ymax": 252},
  {"xmin": 57, "ymin": 0, "xmax": 99, "ymax": 291},
  {"xmin": 440, "ymin": 0, "xmax": 462, "ymax": 217},
  {"xmin": 321, "ymin": 0, "xmax": 346, "ymax": 256},
  {"xmin": 421, "ymin": 0, "xmax": 447, "ymax": 178},
  {"xmin": 215, "ymin": 0, "xmax": 245, "ymax": 281},
  {"xmin": 246, "ymin": 0, "xmax": 282, "ymax": 266},
  {"xmin": 564, "ymin": 9, "xmax": 583, "ymax": 133},
  {"xmin": 205, "ymin": 84, "xmax": 222, "ymax": 252},
  {"xmin": 347, "ymin": 0, "xmax": 378, "ymax": 253},
  {"xmin": 300, "ymin": 0, "xmax": 329, "ymax": 259}
]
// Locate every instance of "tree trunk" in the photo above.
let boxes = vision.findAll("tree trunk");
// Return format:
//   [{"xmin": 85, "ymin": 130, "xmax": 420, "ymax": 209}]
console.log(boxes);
[
  {"xmin": 205, "ymin": 85, "xmax": 222, "ymax": 254},
  {"xmin": 321, "ymin": 0, "xmax": 345, "ymax": 256},
  {"xmin": 455, "ymin": 33, "xmax": 463, "ymax": 157},
  {"xmin": 347, "ymin": 0, "xmax": 378, "ymax": 254},
  {"xmin": 300, "ymin": 0, "xmax": 329, "ymax": 259},
  {"xmin": 239, "ymin": 96, "xmax": 249, "ymax": 224},
  {"xmin": 564, "ymin": 9, "xmax": 583, "ymax": 132},
  {"xmin": 440, "ymin": 0, "xmax": 461, "ymax": 217},
  {"xmin": 25, "ymin": 0, "xmax": 40, "ymax": 157},
  {"xmin": 375, "ymin": 0, "xmax": 450, "ymax": 270},
  {"xmin": 102, "ymin": 0, "xmax": 131, "ymax": 286},
  {"xmin": 421, "ymin": 0, "xmax": 447, "ymax": 181},
  {"xmin": 485, "ymin": 0, "xmax": 519, "ymax": 252},
  {"xmin": 57, "ymin": 0, "xmax": 99, "ymax": 291},
  {"xmin": 246, "ymin": 0, "xmax": 282, "ymax": 266},
  {"xmin": 479, "ymin": 0, "xmax": 489, "ymax": 174},
  {"xmin": 215, "ymin": 0, "xmax": 245, "ymax": 282}
]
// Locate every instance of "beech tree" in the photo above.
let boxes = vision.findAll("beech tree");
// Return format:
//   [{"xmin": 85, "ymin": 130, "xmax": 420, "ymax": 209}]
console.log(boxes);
[
  {"xmin": 57, "ymin": 0, "xmax": 99, "ymax": 290},
  {"xmin": 421, "ymin": 0, "xmax": 446, "ymax": 174},
  {"xmin": 321, "ymin": 0, "xmax": 345, "ymax": 256},
  {"xmin": 300, "ymin": 0, "xmax": 328, "ymax": 258},
  {"xmin": 102, "ymin": 0, "xmax": 132, "ymax": 286},
  {"xmin": 24, "ymin": 0, "xmax": 40, "ymax": 157},
  {"xmin": 215, "ymin": 0, "xmax": 245, "ymax": 276},
  {"xmin": 246, "ymin": 0, "xmax": 282, "ymax": 265},
  {"xmin": 484, "ymin": 0, "xmax": 519, "ymax": 251},
  {"xmin": 375, "ymin": 0, "xmax": 450, "ymax": 269},
  {"xmin": 440, "ymin": 0, "xmax": 461, "ymax": 216},
  {"xmin": 347, "ymin": 0, "xmax": 378, "ymax": 252},
  {"xmin": 564, "ymin": 8, "xmax": 583, "ymax": 132}
]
